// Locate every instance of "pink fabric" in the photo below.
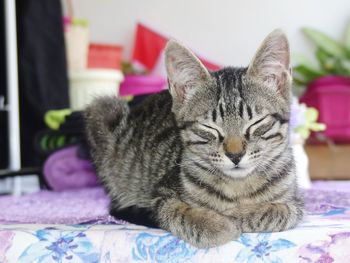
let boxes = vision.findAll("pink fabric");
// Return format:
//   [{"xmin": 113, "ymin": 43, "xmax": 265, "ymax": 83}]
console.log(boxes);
[{"xmin": 119, "ymin": 75, "xmax": 166, "ymax": 96}]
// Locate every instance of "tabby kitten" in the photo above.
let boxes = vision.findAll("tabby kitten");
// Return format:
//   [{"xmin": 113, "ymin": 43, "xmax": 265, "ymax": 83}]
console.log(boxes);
[{"xmin": 84, "ymin": 29, "xmax": 304, "ymax": 248}]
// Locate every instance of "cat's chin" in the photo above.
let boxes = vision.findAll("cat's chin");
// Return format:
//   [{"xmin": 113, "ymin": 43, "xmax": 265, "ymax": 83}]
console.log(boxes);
[{"xmin": 221, "ymin": 166, "xmax": 253, "ymax": 179}]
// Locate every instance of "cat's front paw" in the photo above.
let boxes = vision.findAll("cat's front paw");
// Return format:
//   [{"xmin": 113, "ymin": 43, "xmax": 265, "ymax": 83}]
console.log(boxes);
[
  {"xmin": 157, "ymin": 199, "xmax": 241, "ymax": 248},
  {"xmin": 183, "ymin": 208, "xmax": 241, "ymax": 248}
]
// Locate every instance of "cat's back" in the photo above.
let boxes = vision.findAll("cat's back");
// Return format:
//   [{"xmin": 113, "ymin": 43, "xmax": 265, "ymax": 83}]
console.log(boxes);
[
  {"xmin": 113, "ymin": 89, "xmax": 180, "ymax": 158},
  {"xmin": 129, "ymin": 90, "xmax": 173, "ymax": 124},
  {"xmin": 103, "ymin": 90, "xmax": 183, "ymax": 207},
  {"xmin": 126, "ymin": 91, "xmax": 179, "ymax": 144}
]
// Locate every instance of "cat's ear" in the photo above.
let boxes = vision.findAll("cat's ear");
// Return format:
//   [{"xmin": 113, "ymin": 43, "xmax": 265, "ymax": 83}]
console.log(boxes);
[
  {"xmin": 247, "ymin": 29, "xmax": 292, "ymax": 99},
  {"xmin": 165, "ymin": 40, "xmax": 211, "ymax": 104}
]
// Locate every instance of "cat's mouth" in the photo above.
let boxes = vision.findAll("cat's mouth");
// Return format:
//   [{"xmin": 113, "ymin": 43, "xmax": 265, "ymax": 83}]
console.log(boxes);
[
  {"xmin": 231, "ymin": 166, "xmax": 244, "ymax": 170},
  {"xmin": 228, "ymin": 163, "xmax": 250, "ymax": 170},
  {"xmin": 221, "ymin": 164, "xmax": 254, "ymax": 178}
]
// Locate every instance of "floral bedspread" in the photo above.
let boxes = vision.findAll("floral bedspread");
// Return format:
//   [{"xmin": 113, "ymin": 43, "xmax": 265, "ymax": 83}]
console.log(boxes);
[{"xmin": 1, "ymin": 186, "xmax": 350, "ymax": 262}]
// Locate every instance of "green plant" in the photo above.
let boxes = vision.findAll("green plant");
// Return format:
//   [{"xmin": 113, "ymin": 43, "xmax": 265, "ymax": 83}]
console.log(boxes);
[
  {"xmin": 121, "ymin": 61, "xmax": 149, "ymax": 75},
  {"xmin": 293, "ymin": 22, "xmax": 350, "ymax": 88},
  {"xmin": 294, "ymin": 106, "xmax": 326, "ymax": 140}
]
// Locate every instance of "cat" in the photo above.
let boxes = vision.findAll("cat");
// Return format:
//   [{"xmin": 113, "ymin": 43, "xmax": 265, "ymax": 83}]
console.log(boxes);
[{"xmin": 84, "ymin": 29, "xmax": 304, "ymax": 248}]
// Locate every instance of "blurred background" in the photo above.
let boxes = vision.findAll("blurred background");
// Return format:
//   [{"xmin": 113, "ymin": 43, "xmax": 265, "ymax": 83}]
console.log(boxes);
[
  {"xmin": 70, "ymin": 0, "xmax": 349, "ymax": 66},
  {"xmin": 1, "ymin": 0, "xmax": 350, "ymax": 194}
]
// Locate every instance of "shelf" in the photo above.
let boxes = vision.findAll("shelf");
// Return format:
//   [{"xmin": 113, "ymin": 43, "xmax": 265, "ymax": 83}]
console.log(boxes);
[{"xmin": 0, "ymin": 167, "xmax": 41, "ymax": 179}]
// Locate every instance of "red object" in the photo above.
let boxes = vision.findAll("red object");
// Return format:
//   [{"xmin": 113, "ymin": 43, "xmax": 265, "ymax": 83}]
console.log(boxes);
[
  {"xmin": 88, "ymin": 43, "xmax": 123, "ymax": 70},
  {"xmin": 132, "ymin": 23, "xmax": 221, "ymax": 72},
  {"xmin": 300, "ymin": 76, "xmax": 350, "ymax": 142},
  {"xmin": 119, "ymin": 75, "xmax": 166, "ymax": 96},
  {"xmin": 132, "ymin": 24, "xmax": 168, "ymax": 70}
]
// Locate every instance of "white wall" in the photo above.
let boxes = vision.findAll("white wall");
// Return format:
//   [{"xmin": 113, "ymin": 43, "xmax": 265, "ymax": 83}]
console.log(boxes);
[{"xmin": 68, "ymin": 0, "xmax": 350, "ymax": 67}]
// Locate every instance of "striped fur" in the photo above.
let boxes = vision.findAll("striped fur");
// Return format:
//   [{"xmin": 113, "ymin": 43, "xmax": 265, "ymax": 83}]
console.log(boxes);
[{"xmin": 84, "ymin": 30, "xmax": 304, "ymax": 248}]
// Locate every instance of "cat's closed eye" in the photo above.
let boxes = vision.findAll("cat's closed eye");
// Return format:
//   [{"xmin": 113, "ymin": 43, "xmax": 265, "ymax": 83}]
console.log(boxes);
[
  {"xmin": 244, "ymin": 113, "xmax": 288, "ymax": 141},
  {"xmin": 184, "ymin": 128, "xmax": 216, "ymax": 146},
  {"xmin": 199, "ymin": 124, "xmax": 224, "ymax": 142},
  {"xmin": 253, "ymin": 122, "xmax": 276, "ymax": 138},
  {"xmin": 244, "ymin": 115, "xmax": 268, "ymax": 140},
  {"xmin": 193, "ymin": 129, "xmax": 216, "ymax": 142}
]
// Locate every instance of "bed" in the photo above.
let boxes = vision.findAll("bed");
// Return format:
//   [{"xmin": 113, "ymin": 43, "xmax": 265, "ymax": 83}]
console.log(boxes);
[{"xmin": 1, "ymin": 181, "xmax": 350, "ymax": 263}]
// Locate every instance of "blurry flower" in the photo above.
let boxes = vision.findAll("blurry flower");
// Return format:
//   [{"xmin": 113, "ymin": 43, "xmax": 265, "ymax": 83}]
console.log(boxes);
[
  {"xmin": 132, "ymin": 232, "xmax": 200, "ymax": 262},
  {"xmin": 19, "ymin": 228, "xmax": 99, "ymax": 263},
  {"xmin": 0, "ymin": 231, "xmax": 15, "ymax": 262},
  {"xmin": 299, "ymin": 232, "xmax": 350, "ymax": 263},
  {"xmin": 290, "ymin": 97, "xmax": 307, "ymax": 130},
  {"xmin": 235, "ymin": 233, "xmax": 296, "ymax": 263},
  {"xmin": 290, "ymin": 97, "xmax": 326, "ymax": 141}
]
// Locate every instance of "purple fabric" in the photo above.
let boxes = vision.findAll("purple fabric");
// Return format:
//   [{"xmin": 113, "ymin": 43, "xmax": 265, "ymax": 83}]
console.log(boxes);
[
  {"xmin": 0, "ymin": 187, "xmax": 124, "ymax": 224},
  {"xmin": 1, "ymin": 182, "xmax": 350, "ymax": 225},
  {"xmin": 311, "ymin": 180, "xmax": 350, "ymax": 193},
  {"xmin": 43, "ymin": 146, "xmax": 99, "ymax": 191}
]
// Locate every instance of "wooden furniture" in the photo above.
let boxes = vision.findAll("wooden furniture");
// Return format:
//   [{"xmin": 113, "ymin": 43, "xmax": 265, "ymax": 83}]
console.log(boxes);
[{"xmin": 305, "ymin": 144, "xmax": 350, "ymax": 180}]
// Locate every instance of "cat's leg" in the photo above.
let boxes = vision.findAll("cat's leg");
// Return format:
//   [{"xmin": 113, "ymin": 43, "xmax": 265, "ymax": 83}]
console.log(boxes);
[
  {"xmin": 109, "ymin": 205, "xmax": 160, "ymax": 228},
  {"xmin": 154, "ymin": 197, "xmax": 241, "ymax": 248},
  {"xmin": 226, "ymin": 199, "xmax": 304, "ymax": 233}
]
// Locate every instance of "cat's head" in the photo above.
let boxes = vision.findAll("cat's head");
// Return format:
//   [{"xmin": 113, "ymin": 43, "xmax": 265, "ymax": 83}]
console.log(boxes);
[{"xmin": 165, "ymin": 29, "xmax": 292, "ymax": 179}]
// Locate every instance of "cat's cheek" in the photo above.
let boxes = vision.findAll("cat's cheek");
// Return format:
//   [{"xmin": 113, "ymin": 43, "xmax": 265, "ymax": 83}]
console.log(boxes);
[{"xmin": 241, "ymin": 154, "xmax": 260, "ymax": 168}]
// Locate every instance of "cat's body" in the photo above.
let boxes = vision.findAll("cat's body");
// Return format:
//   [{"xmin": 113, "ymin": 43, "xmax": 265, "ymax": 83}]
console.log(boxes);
[{"xmin": 84, "ymin": 30, "xmax": 304, "ymax": 248}]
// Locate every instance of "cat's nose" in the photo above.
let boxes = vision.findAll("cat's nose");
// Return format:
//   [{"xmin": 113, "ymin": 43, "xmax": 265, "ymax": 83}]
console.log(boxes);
[{"xmin": 225, "ymin": 152, "xmax": 243, "ymax": 165}]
